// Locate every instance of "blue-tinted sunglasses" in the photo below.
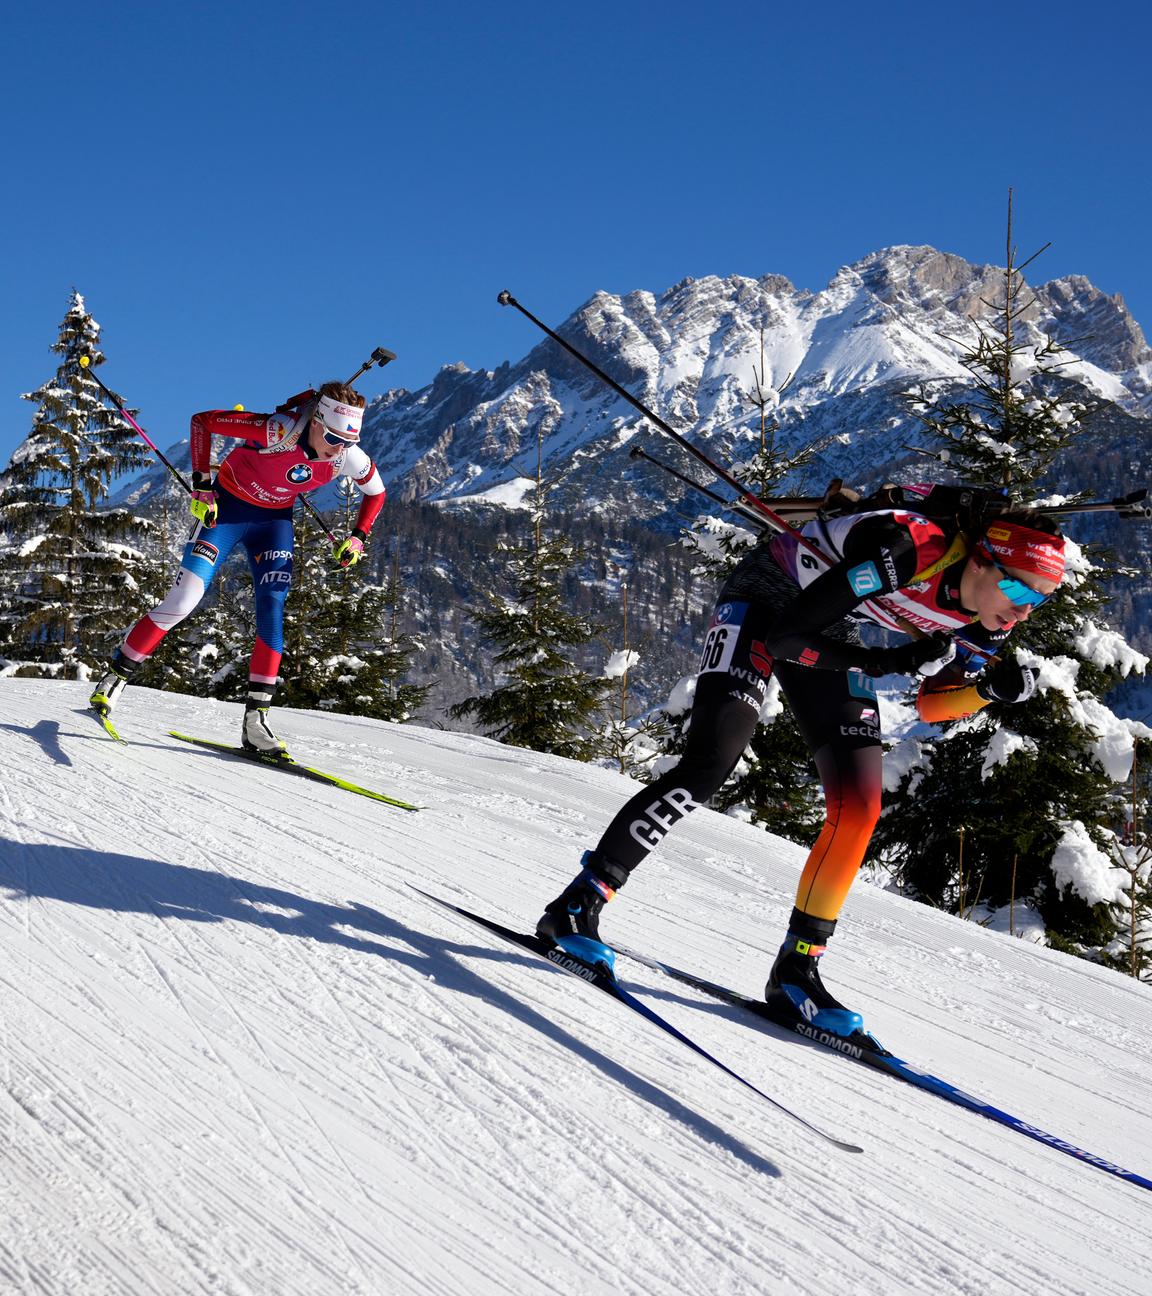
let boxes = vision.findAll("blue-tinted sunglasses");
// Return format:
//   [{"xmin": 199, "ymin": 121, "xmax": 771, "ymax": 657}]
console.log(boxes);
[{"xmin": 980, "ymin": 541, "xmax": 1050, "ymax": 608}]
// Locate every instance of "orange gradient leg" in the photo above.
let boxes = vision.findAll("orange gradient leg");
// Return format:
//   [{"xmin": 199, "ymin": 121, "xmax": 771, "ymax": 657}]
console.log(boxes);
[{"xmin": 794, "ymin": 745, "xmax": 883, "ymax": 921}]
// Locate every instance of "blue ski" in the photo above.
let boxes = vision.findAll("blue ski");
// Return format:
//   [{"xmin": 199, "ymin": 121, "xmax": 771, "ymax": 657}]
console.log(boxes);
[
  {"xmin": 616, "ymin": 945, "xmax": 1152, "ymax": 1195},
  {"xmin": 409, "ymin": 885, "xmax": 863, "ymax": 1154}
]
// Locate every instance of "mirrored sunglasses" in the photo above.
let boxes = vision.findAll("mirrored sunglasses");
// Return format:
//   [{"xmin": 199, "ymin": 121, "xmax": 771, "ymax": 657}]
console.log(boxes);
[
  {"xmin": 322, "ymin": 427, "xmax": 357, "ymax": 447},
  {"xmin": 981, "ymin": 543, "xmax": 1050, "ymax": 608}
]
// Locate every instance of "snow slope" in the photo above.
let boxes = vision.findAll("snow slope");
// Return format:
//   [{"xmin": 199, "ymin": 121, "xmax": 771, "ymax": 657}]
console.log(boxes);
[{"xmin": 2, "ymin": 679, "xmax": 1151, "ymax": 1296}]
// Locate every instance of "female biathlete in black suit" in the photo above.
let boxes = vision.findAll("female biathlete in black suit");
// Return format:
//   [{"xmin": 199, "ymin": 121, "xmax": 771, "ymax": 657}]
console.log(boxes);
[{"xmin": 536, "ymin": 488, "xmax": 1066, "ymax": 1040}]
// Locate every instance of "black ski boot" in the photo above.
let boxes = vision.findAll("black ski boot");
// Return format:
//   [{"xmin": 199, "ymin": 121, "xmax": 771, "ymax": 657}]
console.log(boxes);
[
  {"xmin": 536, "ymin": 850, "xmax": 629, "ymax": 973},
  {"xmin": 765, "ymin": 910, "xmax": 865, "ymax": 1038}
]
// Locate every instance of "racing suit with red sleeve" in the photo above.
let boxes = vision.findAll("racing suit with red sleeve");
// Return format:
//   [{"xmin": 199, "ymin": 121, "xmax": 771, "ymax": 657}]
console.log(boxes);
[{"xmin": 117, "ymin": 401, "xmax": 386, "ymax": 687}]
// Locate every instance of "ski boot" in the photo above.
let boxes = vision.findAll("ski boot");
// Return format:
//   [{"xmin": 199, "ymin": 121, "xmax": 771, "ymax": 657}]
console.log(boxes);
[
  {"xmin": 536, "ymin": 850, "xmax": 629, "ymax": 974},
  {"xmin": 764, "ymin": 910, "xmax": 866, "ymax": 1039},
  {"xmin": 241, "ymin": 685, "xmax": 288, "ymax": 757},
  {"xmin": 89, "ymin": 653, "xmax": 135, "ymax": 716}
]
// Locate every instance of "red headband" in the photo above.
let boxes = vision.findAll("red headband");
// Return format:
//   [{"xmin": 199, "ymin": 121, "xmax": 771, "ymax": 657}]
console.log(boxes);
[{"xmin": 982, "ymin": 521, "xmax": 1066, "ymax": 583}]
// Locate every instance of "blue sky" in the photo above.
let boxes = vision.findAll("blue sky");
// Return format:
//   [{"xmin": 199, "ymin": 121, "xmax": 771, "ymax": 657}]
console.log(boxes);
[{"xmin": 2, "ymin": 0, "xmax": 1149, "ymax": 467}]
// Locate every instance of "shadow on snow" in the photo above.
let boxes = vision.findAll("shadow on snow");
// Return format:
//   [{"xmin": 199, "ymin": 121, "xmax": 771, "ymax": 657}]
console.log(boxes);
[{"xmin": 0, "ymin": 837, "xmax": 782, "ymax": 1179}]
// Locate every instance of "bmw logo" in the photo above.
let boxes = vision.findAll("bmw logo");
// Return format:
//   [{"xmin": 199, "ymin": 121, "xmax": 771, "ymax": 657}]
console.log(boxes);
[{"xmin": 287, "ymin": 464, "xmax": 313, "ymax": 485}]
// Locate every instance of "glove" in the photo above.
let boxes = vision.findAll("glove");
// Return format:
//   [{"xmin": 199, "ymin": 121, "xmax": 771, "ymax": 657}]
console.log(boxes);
[
  {"xmin": 189, "ymin": 472, "xmax": 217, "ymax": 527},
  {"xmin": 976, "ymin": 656, "xmax": 1038, "ymax": 704},
  {"xmin": 862, "ymin": 632, "xmax": 956, "ymax": 679},
  {"xmin": 333, "ymin": 532, "xmax": 366, "ymax": 568}
]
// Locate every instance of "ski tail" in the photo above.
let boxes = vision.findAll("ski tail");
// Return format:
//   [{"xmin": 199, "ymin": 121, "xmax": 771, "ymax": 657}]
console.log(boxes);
[
  {"xmin": 618, "ymin": 946, "xmax": 1152, "ymax": 1195},
  {"xmin": 408, "ymin": 885, "xmax": 863, "ymax": 1154}
]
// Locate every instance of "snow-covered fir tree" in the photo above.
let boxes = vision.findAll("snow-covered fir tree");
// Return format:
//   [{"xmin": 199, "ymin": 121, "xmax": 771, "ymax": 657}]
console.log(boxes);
[
  {"xmin": 596, "ymin": 582, "xmax": 676, "ymax": 778},
  {"xmin": 0, "ymin": 292, "xmax": 158, "ymax": 676},
  {"xmin": 450, "ymin": 434, "xmax": 611, "ymax": 760},
  {"xmin": 1101, "ymin": 737, "xmax": 1152, "ymax": 980},
  {"xmin": 874, "ymin": 215, "xmax": 1150, "ymax": 952}
]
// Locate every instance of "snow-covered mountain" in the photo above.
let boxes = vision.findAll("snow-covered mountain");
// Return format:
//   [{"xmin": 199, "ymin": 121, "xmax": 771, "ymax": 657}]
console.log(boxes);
[
  {"xmin": 3, "ymin": 679, "xmax": 1151, "ymax": 1294},
  {"xmin": 116, "ymin": 245, "xmax": 1152, "ymax": 520},
  {"xmin": 363, "ymin": 245, "xmax": 1152, "ymax": 514},
  {"xmin": 107, "ymin": 245, "xmax": 1152, "ymax": 703}
]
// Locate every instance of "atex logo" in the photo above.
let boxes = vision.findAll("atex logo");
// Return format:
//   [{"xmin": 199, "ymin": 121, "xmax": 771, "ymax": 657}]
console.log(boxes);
[{"xmin": 259, "ymin": 571, "xmax": 292, "ymax": 586}]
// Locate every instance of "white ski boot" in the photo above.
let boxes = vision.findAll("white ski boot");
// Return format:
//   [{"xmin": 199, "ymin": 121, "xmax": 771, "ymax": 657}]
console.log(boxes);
[
  {"xmin": 90, "ymin": 666, "xmax": 129, "ymax": 716},
  {"xmin": 241, "ymin": 705, "xmax": 288, "ymax": 757}
]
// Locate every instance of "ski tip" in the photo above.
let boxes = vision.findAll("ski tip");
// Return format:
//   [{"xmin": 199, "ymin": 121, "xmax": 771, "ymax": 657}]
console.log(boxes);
[{"xmin": 89, "ymin": 707, "xmax": 126, "ymax": 742}]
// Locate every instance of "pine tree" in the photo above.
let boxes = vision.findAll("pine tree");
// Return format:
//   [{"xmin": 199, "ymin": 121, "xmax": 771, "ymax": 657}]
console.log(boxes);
[
  {"xmin": 0, "ymin": 291, "xmax": 158, "ymax": 676},
  {"xmin": 874, "ymin": 195, "xmax": 1148, "ymax": 948},
  {"xmin": 597, "ymin": 581, "xmax": 675, "ymax": 777},
  {"xmin": 1102, "ymin": 738, "xmax": 1152, "ymax": 981},
  {"xmin": 278, "ymin": 487, "xmax": 430, "ymax": 721},
  {"xmin": 450, "ymin": 432, "xmax": 611, "ymax": 759}
]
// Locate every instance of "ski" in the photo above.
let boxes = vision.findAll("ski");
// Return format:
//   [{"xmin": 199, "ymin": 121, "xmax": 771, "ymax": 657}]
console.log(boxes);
[
  {"xmin": 168, "ymin": 731, "xmax": 421, "ymax": 811},
  {"xmin": 616, "ymin": 946, "xmax": 1152, "ymax": 1195},
  {"xmin": 408, "ymin": 884, "xmax": 863, "ymax": 1154},
  {"xmin": 88, "ymin": 707, "xmax": 125, "ymax": 743}
]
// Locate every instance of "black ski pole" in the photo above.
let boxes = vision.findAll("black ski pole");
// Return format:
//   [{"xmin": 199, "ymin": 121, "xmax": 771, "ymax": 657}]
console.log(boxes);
[
  {"xmin": 630, "ymin": 445, "xmax": 835, "ymax": 526},
  {"xmin": 629, "ymin": 446, "xmax": 768, "ymax": 530},
  {"xmin": 496, "ymin": 290, "xmax": 839, "ymax": 555},
  {"xmin": 1035, "ymin": 489, "xmax": 1150, "ymax": 521},
  {"xmin": 79, "ymin": 355, "xmax": 191, "ymax": 493},
  {"xmin": 297, "ymin": 346, "xmax": 397, "ymax": 545},
  {"xmin": 345, "ymin": 347, "xmax": 396, "ymax": 387},
  {"xmin": 497, "ymin": 289, "xmax": 984, "ymax": 649}
]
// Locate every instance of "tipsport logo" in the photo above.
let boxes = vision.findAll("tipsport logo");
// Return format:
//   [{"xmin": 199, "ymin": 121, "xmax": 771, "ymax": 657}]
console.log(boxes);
[
  {"xmin": 287, "ymin": 463, "xmax": 313, "ymax": 485},
  {"xmin": 254, "ymin": 549, "xmax": 293, "ymax": 566}
]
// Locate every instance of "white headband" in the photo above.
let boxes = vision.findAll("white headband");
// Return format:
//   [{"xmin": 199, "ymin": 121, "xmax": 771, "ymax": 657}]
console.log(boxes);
[{"xmin": 315, "ymin": 394, "xmax": 364, "ymax": 441}]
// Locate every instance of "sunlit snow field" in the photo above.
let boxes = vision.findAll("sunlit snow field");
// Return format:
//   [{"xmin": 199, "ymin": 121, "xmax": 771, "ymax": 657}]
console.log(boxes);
[{"xmin": 2, "ymin": 679, "xmax": 1150, "ymax": 1296}]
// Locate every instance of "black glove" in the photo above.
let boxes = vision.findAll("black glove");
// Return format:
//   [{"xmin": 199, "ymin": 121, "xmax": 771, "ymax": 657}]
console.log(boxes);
[
  {"xmin": 862, "ymin": 632, "xmax": 957, "ymax": 679},
  {"xmin": 976, "ymin": 656, "xmax": 1038, "ymax": 704}
]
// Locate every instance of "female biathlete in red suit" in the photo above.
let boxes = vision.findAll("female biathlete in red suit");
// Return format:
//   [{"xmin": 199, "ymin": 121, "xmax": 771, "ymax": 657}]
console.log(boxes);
[
  {"xmin": 536, "ymin": 488, "xmax": 1066, "ymax": 1040},
  {"xmin": 89, "ymin": 381, "xmax": 385, "ymax": 754}
]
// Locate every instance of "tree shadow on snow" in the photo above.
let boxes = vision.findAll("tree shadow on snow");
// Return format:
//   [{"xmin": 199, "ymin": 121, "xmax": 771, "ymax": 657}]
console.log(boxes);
[{"xmin": 0, "ymin": 838, "xmax": 782, "ymax": 1180}]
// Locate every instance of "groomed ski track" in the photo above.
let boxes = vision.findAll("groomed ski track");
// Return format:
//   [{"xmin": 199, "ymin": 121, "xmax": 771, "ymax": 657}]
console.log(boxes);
[{"xmin": 2, "ymin": 679, "xmax": 1150, "ymax": 1296}]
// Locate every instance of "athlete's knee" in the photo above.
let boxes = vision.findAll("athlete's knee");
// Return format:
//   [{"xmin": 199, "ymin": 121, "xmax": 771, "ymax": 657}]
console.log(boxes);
[
  {"xmin": 678, "ymin": 705, "xmax": 756, "ymax": 794},
  {"xmin": 149, "ymin": 569, "xmax": 207, "ymax": 631}
]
